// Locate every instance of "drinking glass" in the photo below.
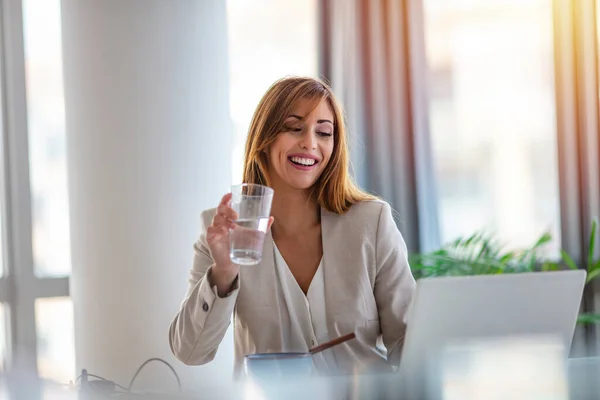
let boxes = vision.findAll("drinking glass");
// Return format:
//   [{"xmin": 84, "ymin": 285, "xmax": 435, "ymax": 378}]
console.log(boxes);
[{"xmin": 229, "ymin": 183, "xmax": 274, "ymax": 265}]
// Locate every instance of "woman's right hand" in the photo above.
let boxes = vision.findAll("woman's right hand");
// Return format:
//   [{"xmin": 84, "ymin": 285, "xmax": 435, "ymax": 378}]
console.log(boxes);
[{"xmin": 206, "ymin": 193, "xmax": 239, "ymax": 294}]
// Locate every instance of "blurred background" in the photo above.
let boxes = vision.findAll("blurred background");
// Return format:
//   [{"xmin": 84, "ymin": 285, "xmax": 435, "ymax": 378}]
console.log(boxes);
[{"xmin": 0, "ymin": 0, "xmax": 599, "ymax": 398}]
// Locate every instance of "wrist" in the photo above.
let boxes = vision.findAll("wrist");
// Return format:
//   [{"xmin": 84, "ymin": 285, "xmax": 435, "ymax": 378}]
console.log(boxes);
[
  {"xmin": 213, "ymin": 261, "xmax": 238, "ymax": 277},
  {"xmin": 210, "ymin": 263, "xmax": 239, "ymax": 295}
]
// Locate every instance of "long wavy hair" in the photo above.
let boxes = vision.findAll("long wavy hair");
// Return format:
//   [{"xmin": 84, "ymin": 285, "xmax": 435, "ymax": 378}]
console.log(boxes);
[{"xmin": 242, "ymin": 76, "xmax": 375, "ymax": 214}]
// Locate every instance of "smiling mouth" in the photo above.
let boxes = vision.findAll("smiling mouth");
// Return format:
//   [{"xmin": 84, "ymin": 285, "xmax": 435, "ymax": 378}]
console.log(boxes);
[{"xmin": 288, "ymin": 156, "xmax": 318, "ymax": 167}]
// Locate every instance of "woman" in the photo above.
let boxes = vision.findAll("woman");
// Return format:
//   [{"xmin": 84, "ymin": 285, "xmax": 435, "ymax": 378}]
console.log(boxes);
[{"xmin": 169, "ymin": 76, "xmax": 415, "ymax": 376}]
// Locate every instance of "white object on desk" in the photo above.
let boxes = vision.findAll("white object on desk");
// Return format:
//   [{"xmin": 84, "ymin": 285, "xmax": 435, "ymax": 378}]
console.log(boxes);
[{"xmin": 399, "ymin": 270, "xmax": 586, "ymax": 399}]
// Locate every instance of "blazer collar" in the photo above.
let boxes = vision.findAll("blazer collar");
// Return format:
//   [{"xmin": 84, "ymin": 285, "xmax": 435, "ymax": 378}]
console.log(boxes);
[
  {"xmin": 320, "ymin": 206, "xmax": 333, "ymax": 258},
  {"xmin": 259, "ymin": 229, "xmax": 277, "ymax": 285}
]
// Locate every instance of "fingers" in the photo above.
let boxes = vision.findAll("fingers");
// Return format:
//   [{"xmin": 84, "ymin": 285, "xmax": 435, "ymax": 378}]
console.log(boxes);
[
  {"xmin": 217, "ymin": 194, "xmax": 238, "ymax": 222},
  {"xmin": 208, "ymin": 194, "xmax": 238, "ymax": 243},
  {"xmin": 213, "ymin": 213, "xmax": 236, "ymax": 230},
  {"xmin": 219, "ymin": 192, "xmax": 233, "ymax": 206},
  {"xmin": 217, "ymin": 205, "xmax": 238, "ymax": 223},
  {"xmin": 206, "ymin": 224, "xmax": 228, "ymax": 243},
  {"xmin": 267, "ymin": 216, "xmax": 275, "ymax": 232}
]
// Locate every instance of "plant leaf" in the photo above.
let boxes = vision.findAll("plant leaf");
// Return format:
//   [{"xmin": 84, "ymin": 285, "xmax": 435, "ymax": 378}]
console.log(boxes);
[
  {"xmin": 541, "ymin": 262, "xmax": 551, "ymax": 272},
  {"xmin": 586, "ymin": 268, "xmax": 600, "ymax": 284},
  {"xmin": 577, "ymin": 313, "xmax": 600, "ymax": 325},
  {"xmin": 533, "ymin": 232, "xmax": 552, "ymax": 248},
  {"xmin": 464, "ymin": 233, "xmax": 477, "ymax": 246},
  {"xmin": 542, "ymin": 262, "xmax": 560, "ymax": 272},
  {"xmin": 588, "ymin": 219, "xmax": 597, "ymax": 270},
  {"xmin": 561, "ymin": 250, "xmax": 578, "ymax": 270}
]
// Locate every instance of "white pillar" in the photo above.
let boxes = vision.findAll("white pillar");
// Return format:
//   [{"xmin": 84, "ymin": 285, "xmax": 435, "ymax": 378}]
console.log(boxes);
[{"xmin": 61, "ymin": 0, "xmax": 234, "ymax": 393}]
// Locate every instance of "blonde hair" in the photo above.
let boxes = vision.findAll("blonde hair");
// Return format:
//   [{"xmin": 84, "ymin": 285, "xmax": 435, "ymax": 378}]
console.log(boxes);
[{"xmin": 242, "ymin": 76, "xmax": 376, "ymax": 214}]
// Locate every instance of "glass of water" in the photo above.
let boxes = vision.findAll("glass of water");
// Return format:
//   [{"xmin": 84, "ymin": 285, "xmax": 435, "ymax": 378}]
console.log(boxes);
[{"xmin": 229, "ymin": 183, "xmax": 274, "ymax": 265}]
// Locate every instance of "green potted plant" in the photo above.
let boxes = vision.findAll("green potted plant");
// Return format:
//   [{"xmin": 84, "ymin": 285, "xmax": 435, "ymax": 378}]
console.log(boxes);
[{"xmin": 409, "ymin": 220, "xmax": 599, "ymax": 324}]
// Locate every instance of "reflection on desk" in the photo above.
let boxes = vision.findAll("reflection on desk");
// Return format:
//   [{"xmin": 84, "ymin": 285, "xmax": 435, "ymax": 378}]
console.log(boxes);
[{"xmin": 1, "ymin": 357, "xmax": 599, "ymax": 399}]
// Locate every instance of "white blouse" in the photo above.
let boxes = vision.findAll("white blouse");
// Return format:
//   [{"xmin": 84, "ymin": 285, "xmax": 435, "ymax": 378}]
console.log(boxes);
[{"xmin": 273, "ymin": 242, "xmax": 338, "ymax": 374}]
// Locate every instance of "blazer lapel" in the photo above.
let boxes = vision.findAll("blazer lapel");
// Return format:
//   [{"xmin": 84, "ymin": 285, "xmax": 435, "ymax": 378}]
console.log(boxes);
[
  {"xmin": 320, "ymin": 207, "xmax": 360, "ymax": 337},
  {"xmin": 239, "ymin": 229, "xmax": 277, "ymax": 307},
  {"xmin": 260, "ymin": 230, "xmax": 277, "ymax": 305},
  {"xmin": 261, "ymin": 229, "xmax": 275, "ymax": 277},
  {"xmin": 320, "ymin": 206, "xmax": 333, "ymax": 275},
  {"xmin": 258, "ymin": 229, "xmax": 285, "ymax": 349},
  {"xmin": 320, "ymin": 207, "xmax": 340, "ymax": 331}
]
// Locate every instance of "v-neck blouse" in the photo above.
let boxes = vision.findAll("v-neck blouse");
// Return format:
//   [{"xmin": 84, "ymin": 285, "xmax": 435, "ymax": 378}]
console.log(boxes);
[{"xmin": 272, "ymin": 242, "xmax": 337, "ymax": 373}]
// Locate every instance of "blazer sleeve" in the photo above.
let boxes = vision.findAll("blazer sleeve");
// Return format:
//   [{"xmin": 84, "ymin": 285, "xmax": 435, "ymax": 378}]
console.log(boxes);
[
  {"xmin": 374, "ymin": 202, "xmax": 416, "ymax": 365},
  {"xmin": 169, "ymin": 210, "xmax": 239, "ymax": 365}
]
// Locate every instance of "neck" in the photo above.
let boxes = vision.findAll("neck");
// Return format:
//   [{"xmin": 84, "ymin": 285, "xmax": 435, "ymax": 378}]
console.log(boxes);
[{"xmin": 270, "ymin": 186, "xmax": 320, "ymax": 237}]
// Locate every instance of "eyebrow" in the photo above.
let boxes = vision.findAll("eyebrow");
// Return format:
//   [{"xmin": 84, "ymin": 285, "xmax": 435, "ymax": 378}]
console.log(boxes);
[{"xmin": 287, "ymin": 115, "xmax": 334, "ymax": 125}]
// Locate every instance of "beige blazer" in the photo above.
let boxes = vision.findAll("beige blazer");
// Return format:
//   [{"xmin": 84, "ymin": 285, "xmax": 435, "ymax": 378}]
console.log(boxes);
[{"xmin": 169, "ymin": 200, "xmax": 416, "ymax": 375}]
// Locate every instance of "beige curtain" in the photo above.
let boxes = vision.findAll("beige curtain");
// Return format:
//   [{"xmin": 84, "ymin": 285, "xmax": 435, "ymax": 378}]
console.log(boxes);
[{"xmin": 319, "ymin": 0, "xmax": 439, "ymax": 252}]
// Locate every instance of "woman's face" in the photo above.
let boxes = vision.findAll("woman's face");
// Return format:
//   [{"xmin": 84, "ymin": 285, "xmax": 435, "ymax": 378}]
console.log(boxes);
[{"xmin": 267, "ymin": 97, "xmax": 335, "ymax": 192}]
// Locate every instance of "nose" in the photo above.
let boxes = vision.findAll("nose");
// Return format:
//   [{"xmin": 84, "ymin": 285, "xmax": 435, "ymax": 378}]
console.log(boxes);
[{"xmin": 299, "ymin": 130, "xmax": 317, "ymax": 150}]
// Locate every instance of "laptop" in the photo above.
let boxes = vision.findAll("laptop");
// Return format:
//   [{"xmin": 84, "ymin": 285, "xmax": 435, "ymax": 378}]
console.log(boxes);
[{"xmin": 398, "ymin": 270, "xmax": 587, "ymax": 399}]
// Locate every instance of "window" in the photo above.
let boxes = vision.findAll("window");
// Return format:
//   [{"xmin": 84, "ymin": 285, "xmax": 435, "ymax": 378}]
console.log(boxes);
[
  {"xmin": 423, "ymin": 0, "xmax": 561, "ymax": 256},
  {"xmin": 23, "ymin": 0, "xmax": 71, "ymax": 278},
  {"xmin": 22, "ymin": 0, "xmax": 74, "ymax": 382},
  {"xmin": 0, "ymin": 303, "xmax": 6, "ymax": 373},
  {"xmin": 35, "ymin": 298, "xmax": 75, "ymax": 383},
  {"xmin": 226, "ymin": 0, "xmax": 319, "ymax": 184},
  {"xmin": 0, "ymin": 234, "xmax": 3, "ymax": 279}
]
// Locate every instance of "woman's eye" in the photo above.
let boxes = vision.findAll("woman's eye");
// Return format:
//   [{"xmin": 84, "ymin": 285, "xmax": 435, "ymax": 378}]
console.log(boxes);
[{"xmin": 318, "ymin": 132, "xmax": 333, "ymax": 137}]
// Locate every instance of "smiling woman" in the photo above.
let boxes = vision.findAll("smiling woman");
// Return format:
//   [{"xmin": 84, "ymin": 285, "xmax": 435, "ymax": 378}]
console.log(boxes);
[
  {"xmin": 242, "ymin": 77, "xmax": 373, "ymax": 214},
  {"xmin": 268, "ymin": 99, "xmax": 335, "ymax": 192},
  {"xmin": 170, "ymin": 77, "xmax": 416, "ymax": 378}
]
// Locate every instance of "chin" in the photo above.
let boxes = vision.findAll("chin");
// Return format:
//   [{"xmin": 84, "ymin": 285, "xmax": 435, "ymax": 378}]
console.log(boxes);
[
  {"xmin": 290, "ymin": 182, "xmax": 317, "ymax": 191},
  {"xmin": 284, "ymin": 177, "xmax": 319, "ymax": 191}
]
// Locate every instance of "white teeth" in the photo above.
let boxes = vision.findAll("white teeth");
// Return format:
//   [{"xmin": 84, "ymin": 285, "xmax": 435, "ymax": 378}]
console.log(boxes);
[{"xmin": 290, "ymin": 156, "xmax": 316, "ymax": 166}]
